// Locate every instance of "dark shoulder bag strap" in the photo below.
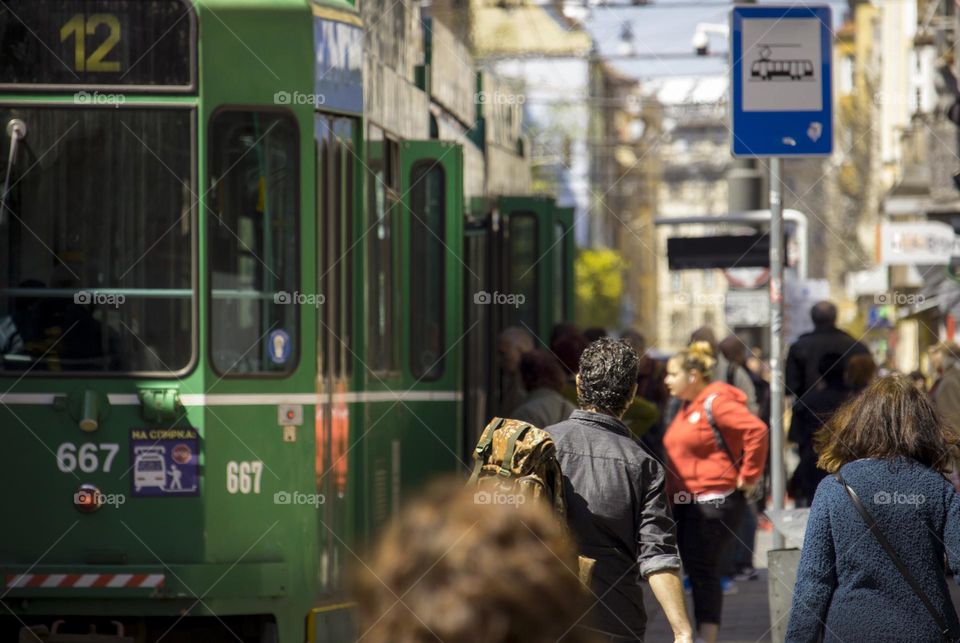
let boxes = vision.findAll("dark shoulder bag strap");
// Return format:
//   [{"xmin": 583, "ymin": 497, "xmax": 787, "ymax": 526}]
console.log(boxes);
[
  {"xmin": 726, "ymin": 361, "xmax": 737, "ymax": 385},
  {"xmin": 704, "ymin": 393, "xmax": 740, "ymax": 473},
  {"xmin": 834, "ymin": 472, "xmax": 953, "ymax": 639}
]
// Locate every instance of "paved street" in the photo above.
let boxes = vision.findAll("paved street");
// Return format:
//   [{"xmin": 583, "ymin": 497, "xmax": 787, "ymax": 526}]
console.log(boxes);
[
  {"xmin": 640, "ymin": 521, "xmax": 775, "ymax": 642},
  {"xmin": 641, "ymin": 523, "xmax": 960, "ymax": 642}
]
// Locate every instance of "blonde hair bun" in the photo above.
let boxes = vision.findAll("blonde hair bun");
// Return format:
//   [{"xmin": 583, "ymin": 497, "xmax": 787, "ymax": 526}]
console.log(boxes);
[{"xmin": 686, "ymin": 341, "xmax": 716, "ymax": 373}]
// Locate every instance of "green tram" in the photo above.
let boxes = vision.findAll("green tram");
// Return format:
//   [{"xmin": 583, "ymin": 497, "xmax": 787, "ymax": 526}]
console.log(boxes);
[{"xmin": 0, "ymin": 0, "xmax": 574, "ymax": 641}]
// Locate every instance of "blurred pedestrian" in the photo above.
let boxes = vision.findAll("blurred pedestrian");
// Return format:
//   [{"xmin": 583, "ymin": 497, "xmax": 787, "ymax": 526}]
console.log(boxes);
[
  {"xmin": 621, "ymin": 331, "xmax": 670, "ymax": 415},
  {"xmin": 552, "ymin": 328, "xmax": 590, "ymax": 407},
  {"xmin": 909, "ymin": 370, "xmax": 926, "ymax": 391},
  {"xmin": 584, "ymin": 326, "xmax": 608, "ymax": 342},
  {"xmin": 510, "ymin": 349, "xmax": 575, "ymax": 428},
  {"xmin": 497, "ymin": 326, "xmax": 534, "ymax": 416},
  {"xmin": 663, "ymin": 341, "xmax": 768, "ymax": 643},
  {"xmin": 930, "ymin": 341, "xmax": 960, "ymax": 432},
  {"xmin": 700, "ymin": 332, "xmax": 761, "ymax": 590},
  {"xmin": 786, "ymin": 375, "xmax": 960, "ymax": 643},
  {"xmin": 616, "ymin": 330, "xmax": 660, "ymax": 440},
  {"xmin": 786, "ymin": 300, "xmax": 869, "ymax": 401},
  {"xmin": 355, "ymin": 481, "xmax": 596, "ymax": 643},
  {"xmin": 746, "ymin": 346, "xmax": 770, "ymax": 381},
  {"xmin": 845, "ymin": 352, "xmax": 877, "ymax": 393},
  {"xmin": 788, "ymin": 352, "xmax": 850, "ymax": 507},
  {"xmin": 691, "ymin": 327, "xmax": 758, "ymax": 415},
  {"xmin": 622, "ymin": 329, "xmax": 670, "ymax": 460},
  {"xmin": 786, "ymin": 302, "xmax": 870, "ymax": 505},
  {"xmin": 546, "ymin": 338, "xmax": 694, "ymax": 643},
  {"xmin": 550, "ymin": 321, "xmax": 580, "ymax": 348}
]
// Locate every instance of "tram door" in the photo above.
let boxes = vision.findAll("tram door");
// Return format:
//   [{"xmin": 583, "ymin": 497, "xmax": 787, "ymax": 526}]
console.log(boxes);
[
  {"xmin": 392, "ymin": 141, "xmax": 465, "ymax": 491},
  {"xmin": 497, "ymin": 196, "xmax": 555, "ymax": 345},
  {"xmin": 463, "ymin": 215, "xmax": 494, "ymax": 457}
]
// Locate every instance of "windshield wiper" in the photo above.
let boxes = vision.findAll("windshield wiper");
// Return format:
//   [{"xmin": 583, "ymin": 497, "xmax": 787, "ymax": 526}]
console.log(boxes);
[{"xmin": 0, "ymin": 118, "xmax": 27, "ymax": 226}]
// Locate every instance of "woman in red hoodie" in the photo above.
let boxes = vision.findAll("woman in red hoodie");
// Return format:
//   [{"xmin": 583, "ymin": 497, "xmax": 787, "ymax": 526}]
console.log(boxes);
[{"xmin": 663, "ymin": 341, "xmax": 768, "ymax": 643}]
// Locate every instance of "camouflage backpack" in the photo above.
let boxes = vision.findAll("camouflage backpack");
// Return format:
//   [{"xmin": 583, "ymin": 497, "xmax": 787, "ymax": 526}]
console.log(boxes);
[
  {"xmin": 467, "ymin": 417, "xmax": 596, "ymax": 586},
  {"xmin": 467, "ymin": 417, "xmax": 566, "ymax": 518}
]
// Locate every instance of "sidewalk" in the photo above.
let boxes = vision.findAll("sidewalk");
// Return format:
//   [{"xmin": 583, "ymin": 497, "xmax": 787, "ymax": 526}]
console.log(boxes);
[
  {"xmin": 639, "ymin": 518, "xmax": 960, "ymax": 642},
  {"xmin": 641, "ymin": 515, "xmax": 776, "ymax": 642},
  {"xmin": 641, "ymin": 568, "xmax": 773, "ymax": 643}
]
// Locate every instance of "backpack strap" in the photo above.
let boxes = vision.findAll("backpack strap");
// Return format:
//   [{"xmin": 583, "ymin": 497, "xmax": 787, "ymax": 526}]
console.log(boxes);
[
  {"xmin": 468, "ymin": 418, "xmax": 505, "ymax": 484},
  {"xmin": 833, "ymin": 472, "xmax": 953, "ymax": 639},
  {"xmin": 704, "ymin": 393, "xmax": 741, "ymax": 473},
  {"xmin": 499, "ymin": 422, "xmax": 533, "ymax": 477}
]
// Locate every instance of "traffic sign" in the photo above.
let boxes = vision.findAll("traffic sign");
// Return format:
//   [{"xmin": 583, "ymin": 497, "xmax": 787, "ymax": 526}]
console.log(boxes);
[{"xmin": 730, "ymin": 4, "xmax": 833, "ymax": 157}]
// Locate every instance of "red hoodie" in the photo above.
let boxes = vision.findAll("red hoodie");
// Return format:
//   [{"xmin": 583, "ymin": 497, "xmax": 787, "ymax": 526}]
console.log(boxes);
[{"xmin": 663, "ymin": 380, "xmax": 769, "ymax": 496}]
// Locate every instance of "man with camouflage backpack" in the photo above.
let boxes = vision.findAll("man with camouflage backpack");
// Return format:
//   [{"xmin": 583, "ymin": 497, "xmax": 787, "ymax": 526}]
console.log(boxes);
[{"xmin": 546, "ymin": 338, "xmax": 692, "ymax": 643}]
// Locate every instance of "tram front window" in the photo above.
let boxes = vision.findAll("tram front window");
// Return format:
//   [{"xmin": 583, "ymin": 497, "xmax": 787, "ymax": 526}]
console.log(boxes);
[{"xmin": 0, "ymin": 107, "xmax": 194, "ymax": 374}]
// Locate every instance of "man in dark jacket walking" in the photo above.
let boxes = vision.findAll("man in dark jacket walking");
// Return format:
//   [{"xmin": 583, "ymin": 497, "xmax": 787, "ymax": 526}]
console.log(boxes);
[
  {"xmin": 786, "ymin": 301, "xmax": 869, "ymax": 401},
  {"xmin": 546, "ymin": 339, "xmax": 692, "ymax": 643}
]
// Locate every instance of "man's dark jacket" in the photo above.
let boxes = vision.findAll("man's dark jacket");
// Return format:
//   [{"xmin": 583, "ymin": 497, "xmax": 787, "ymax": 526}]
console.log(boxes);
[
  {"xmin": 786, "ymin": 326, "xmax": 869, "ymax": 400},
  {"xmin": 546, "ymin": 410, "xmax": 681, "ymax": 640}
]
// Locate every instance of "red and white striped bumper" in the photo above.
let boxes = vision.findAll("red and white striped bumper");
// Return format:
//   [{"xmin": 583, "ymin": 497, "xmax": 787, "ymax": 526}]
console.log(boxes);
[{"xmin": 6, "ymin": 573, "xmax": 165, "ymax": 589}]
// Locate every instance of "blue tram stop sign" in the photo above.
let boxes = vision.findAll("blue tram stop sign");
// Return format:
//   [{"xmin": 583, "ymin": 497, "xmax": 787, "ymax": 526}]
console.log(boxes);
[{"xmin": 730, "ymin": 4, "xmax": 834, "ymax": 158}]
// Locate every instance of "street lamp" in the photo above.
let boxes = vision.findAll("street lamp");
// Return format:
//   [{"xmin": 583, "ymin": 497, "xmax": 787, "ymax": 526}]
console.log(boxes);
[
  {"xmin": 691, "ymin": 22, "xmax": 729, "ymax": 57},
  {"xmin": 618, "ymin": 21, "xmax": 636, "ymax": 58}
]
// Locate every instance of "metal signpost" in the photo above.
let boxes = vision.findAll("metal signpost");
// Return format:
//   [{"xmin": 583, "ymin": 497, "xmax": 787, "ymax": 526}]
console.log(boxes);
[{"xmin": 730, "ymin": 4, "xmax": 833, "ymax": 553}]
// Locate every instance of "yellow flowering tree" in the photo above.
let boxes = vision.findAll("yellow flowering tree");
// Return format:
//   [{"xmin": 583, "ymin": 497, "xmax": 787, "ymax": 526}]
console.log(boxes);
[{"xmin": 575, "ymin": 247, "xmax": 624, "ymax": 329}]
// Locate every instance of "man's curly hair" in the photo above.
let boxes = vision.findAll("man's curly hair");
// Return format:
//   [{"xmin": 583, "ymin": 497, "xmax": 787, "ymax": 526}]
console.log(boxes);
[{"xmin": 577, "ymin": 338, "xmax": 640, "ymax": 417}]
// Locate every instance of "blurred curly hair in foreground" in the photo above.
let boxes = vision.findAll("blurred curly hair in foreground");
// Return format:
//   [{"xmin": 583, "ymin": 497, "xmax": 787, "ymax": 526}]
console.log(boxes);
[{"xmin": 354, "ymin": 480, "xmax": 595, "ymax": 643}]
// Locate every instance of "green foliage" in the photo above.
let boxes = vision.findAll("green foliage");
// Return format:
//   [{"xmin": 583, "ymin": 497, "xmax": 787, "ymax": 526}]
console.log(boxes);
[{"xmin": 574, "ymin": 247, "xmax": 624, "ymax": 329}]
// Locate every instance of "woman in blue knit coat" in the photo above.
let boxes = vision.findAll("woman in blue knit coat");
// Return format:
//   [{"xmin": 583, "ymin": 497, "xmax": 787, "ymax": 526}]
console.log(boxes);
[{"xmin": 786, "ymin": 374, "xmax": 960, "ymax": 643}]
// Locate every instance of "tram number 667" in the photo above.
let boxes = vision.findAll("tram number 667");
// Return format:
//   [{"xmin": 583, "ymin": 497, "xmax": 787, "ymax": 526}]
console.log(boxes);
[
  {"xmin": 226, "ymin": 461, "xmax": 263, "ymax": 495},
  {"xmin": 56, "ymin": 442, "xmax": 119, "ymax": 473}
]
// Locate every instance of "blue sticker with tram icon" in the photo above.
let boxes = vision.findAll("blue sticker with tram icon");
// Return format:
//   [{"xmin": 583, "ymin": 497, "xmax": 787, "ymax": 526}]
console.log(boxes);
[
  {"xmin": 268, "ymin": 329, "xmax": 292, "ymax": 365},
  {"xmin": 130, "ymin": 428, "xmax": 199, "ymax": 497}
]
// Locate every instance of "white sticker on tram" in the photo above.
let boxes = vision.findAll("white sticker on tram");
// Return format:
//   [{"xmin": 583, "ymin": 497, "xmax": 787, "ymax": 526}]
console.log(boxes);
[{"xmin": 0, "ymin": 391, "xmax": 463, "ymax": 406}]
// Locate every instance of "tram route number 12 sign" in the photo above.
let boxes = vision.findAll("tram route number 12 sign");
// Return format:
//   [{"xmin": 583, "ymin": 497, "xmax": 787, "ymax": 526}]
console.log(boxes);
[
  {"xmin": 130, "ymin": 428, "xmax": 200, "ymax": 497},
  {"xmin": 730, "ymin": 5, "xmax": 833, "ymax": 158}
]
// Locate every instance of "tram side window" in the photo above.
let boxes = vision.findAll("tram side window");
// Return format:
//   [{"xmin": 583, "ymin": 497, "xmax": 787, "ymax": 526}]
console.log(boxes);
[
  {"xmin": 366, "ymin": 126, "xmax": 399, "ymax": 373},
  {"xmin": 208, "ymin": 110, "xmax": 299, "ymax": 375},
  {"xmin": 507, "ymin": 213, "xmax": 538, "ymax": 333},
  {"xmin": 409, "ymin": 162, "xmax": 445, "ymax": 380}
]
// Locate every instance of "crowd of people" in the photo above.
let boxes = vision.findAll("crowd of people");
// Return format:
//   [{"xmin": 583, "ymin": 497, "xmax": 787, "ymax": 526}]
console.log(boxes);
[{"xmin": 355, "ymin": 301, "xmax": 960, "ymax": 642}]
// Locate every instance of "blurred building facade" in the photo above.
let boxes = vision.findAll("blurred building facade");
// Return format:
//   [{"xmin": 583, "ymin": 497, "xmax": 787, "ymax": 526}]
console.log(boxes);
[
  {"xmin": 653, "ymin": 79, "xmax": 729, "ymax": 351},
  {"xmin": 430, "ymin": 0, "xmax": 664, "ymax": 335},
  {"xmin": 836, "ymin": 0, "xmax": 960, "ymax": 372}
]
